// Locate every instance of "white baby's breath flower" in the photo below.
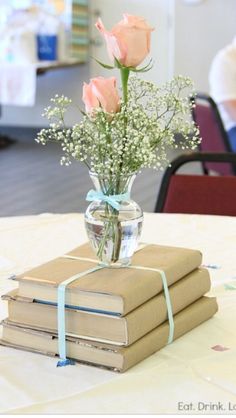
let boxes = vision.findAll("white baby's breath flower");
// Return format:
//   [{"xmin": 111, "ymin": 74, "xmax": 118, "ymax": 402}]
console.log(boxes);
[{"xmin": 36, "ymin": 76, "xmax": 200, "ymax": 176}]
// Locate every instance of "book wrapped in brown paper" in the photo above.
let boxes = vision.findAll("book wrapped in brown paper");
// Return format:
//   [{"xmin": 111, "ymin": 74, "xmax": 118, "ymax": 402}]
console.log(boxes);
[
  {"xmin": 12, "ymin": 242, "xmax": 202, "ymax": 316},
  {"xmin": 0, "ymin": 296, "xmax": 218, "ymax": 372},
  {"xmin": 3, "ymin": 267, "xmax": 210, "ymax": 345}
]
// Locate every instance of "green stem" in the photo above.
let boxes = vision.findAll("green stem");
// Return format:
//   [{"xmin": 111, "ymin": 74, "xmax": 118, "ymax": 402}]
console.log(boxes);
[
  {"xmin": 96, "ymin": 68, "xmax": 130, "ymax": 265},
  {"xmin": 120, "ymin": 67, "xmax": 130, "ymax": 104},
  {"xmin": 118, "ymin": 67, "xmax": 130, "ymax": 178},
  {"xmin": 101, "ymin": 68, "xmax": 130, "ymax": 263}
]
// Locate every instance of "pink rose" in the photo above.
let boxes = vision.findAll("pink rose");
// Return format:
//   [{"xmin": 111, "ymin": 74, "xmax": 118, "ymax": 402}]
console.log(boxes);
[
  {"xmin": 82, "ymin": 77, "xmax": 120, "ymax": 114},
  {"xmin": 96, "ymin": 14, "xmax": 154, "ymax": 68}
]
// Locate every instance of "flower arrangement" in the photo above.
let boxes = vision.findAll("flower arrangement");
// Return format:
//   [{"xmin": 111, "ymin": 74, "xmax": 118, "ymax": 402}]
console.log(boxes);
[{"xmin": 37, "ymin": 14, "xmax": 200, "ymax": 265}]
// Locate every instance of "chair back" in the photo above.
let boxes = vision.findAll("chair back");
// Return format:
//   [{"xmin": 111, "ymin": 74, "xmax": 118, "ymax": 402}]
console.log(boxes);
[
  {"xmin": 155, "ymin": 152, "xmax": 236, "ymax": 216},
  {"xmin": 192, "ymin": 93, "xmax": 234, "ymax": 175},
  {"xmin": 163, "ymin": 175, "xmax": 236, "ymax": 216}
]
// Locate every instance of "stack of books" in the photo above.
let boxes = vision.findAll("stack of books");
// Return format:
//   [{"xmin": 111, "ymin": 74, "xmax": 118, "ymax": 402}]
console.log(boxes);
[{"xmin": 0, "ymin": 243, "xmax": 218, "ymax": 372}]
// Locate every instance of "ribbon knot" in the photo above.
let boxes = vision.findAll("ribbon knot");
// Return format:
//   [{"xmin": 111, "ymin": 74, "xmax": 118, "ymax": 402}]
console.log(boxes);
[{"xmin": 86, "ymin": 189, "xmax": 130, "ymax": 210}]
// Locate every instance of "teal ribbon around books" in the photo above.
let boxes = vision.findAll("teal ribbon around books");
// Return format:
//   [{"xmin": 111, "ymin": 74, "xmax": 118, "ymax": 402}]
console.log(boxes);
[
  {"xmin": 56, "ymin": 256, "xmax": 175, "ymax": 367},
  {"xmin": 86, "ymin": 189, "xmax": 130, "ymax": 210},
  {"xmin": 57, "ymin": 264, "xmax": 104, "ymax": 367}
]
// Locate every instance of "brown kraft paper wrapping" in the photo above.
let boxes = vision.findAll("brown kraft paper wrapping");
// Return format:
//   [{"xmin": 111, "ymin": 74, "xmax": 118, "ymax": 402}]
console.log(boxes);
[
  {"xmin": 16, "ymin": 242, "xmax": 202, "ymax": 315},
  {"xmin": 0, "ymin": 296, "xmax": 218, "ymax": 372},
  {"xmin": 125, "ymin": 267, "xmax": 211, "ymax": 344},
  {"xmin": 121, "ymin": 296, "xmax": 218, "ymax": 372},
  {"xmin": 4, "ymin": 268, "xmax": 211, "ymax": 346}
]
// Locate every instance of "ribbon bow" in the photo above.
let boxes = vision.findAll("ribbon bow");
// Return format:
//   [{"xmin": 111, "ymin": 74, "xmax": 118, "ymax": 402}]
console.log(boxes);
[{"xmin": 86, "ymin": 189, "xmax": 130, "ymax": 210}]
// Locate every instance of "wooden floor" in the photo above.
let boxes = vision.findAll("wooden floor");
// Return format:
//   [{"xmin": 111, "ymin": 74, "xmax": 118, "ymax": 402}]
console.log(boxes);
[{"xmin": 1, "ymin": 127, "xmax": 184, "ymax": 217}]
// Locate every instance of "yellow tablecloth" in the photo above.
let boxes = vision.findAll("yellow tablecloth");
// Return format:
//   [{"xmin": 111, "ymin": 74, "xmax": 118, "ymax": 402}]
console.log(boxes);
[{"xmin": 0, "ymin": 213, "xmax": 236, "ymax": 414}]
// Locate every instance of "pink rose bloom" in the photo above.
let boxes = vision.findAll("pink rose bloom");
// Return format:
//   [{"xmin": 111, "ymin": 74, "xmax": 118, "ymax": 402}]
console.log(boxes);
[
  {"xmin": 96, "ymin": 14, "xmax": 154, "ymax": 68},
  {"xmin": 82, "ymin": 77, "xmax": 120, "ymax": 114}
]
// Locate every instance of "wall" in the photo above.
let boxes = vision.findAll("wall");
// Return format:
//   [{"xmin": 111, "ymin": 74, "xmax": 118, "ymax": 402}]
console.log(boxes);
[
  {"xmin": 0, "ymin": 64, "xmax": 89, "ymax": 128},
  {"xmin": 2, "ymin": 0, "xmax": 235, "ymax": 127},
  {"xmin": 0, "ymin": 0, "xmax": 174, "ymax": 128},
  {"xmin": 174, "ymin": 0, "xmax": 236, "ymax": 92}
]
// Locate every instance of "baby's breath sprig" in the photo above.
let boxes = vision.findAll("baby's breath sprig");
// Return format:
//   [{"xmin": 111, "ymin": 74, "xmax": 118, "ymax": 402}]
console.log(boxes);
[{"xmin": 36, "ymin": 75, "xmax": 200, "ymax": 176}]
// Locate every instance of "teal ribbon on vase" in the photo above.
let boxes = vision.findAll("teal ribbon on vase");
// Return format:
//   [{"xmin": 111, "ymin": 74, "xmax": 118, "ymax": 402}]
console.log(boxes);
[{"xmin": 86, "ymin": 189, "xmax": 130, "ymax": 210}]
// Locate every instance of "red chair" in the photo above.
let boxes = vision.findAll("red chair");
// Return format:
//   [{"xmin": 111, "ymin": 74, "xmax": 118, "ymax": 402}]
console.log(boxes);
[
  {"xmin": 155, "ymin": 152, "xmax": 236, "ymax": 216},
  {"xmin": 192, "ymin": 93, "xmax": 236, "ymax": 175}
]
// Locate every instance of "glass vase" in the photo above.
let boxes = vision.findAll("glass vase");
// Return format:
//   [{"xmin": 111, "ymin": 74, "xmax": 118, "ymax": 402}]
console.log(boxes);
[{"xmin": 85, "ymin": 172, "xmax": 143, "ymax": 266}]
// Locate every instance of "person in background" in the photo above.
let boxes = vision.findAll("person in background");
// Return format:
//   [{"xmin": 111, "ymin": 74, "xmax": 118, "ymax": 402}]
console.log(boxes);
[{"xmin": 209, "ymin": 36, "xmax": 236, "ymax": 152}]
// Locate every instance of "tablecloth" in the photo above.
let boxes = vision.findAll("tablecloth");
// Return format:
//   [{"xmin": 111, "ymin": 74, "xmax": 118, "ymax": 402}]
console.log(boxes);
[{"xmin": 0, "ymin": 212, "xmax": 236, "ymax": 414}]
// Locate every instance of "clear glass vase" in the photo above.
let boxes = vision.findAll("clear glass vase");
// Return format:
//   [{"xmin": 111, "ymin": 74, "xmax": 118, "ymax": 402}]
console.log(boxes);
[{"xmin": 85, "ymin": 172, "xmax": 143, "ymax": 266}]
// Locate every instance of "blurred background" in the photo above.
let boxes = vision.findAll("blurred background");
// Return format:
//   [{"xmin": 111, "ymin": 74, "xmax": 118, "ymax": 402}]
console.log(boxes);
[{"xmin": 0, "ymin": 0, "xmax": 235, "ymax": 216}]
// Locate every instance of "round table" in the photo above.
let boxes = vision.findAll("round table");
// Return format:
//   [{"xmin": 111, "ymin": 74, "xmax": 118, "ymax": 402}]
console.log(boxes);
[{"xmin": 0, "ymin": 212, "xmax": 236, "ymax": 414}]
